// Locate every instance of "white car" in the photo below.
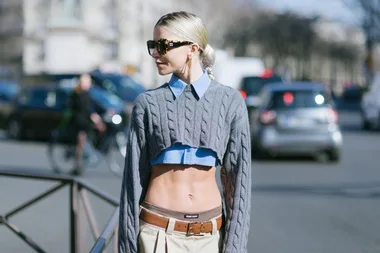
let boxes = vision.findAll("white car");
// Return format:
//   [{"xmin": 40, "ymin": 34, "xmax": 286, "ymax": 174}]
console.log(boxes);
[
  {"xmin": 361, "ymin": 73, "xmax": 380, "ymax": 130},
  {"xmin": 212, "ymin": 54, "xmax": 266, "ymax": 90}
]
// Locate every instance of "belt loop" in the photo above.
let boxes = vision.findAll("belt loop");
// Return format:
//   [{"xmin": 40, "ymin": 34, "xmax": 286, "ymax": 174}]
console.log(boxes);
[
  {"xmin": 211, "ymin": 218, "xmax": 217, "ymax": 235},
  {"xmin": 166, "ymin": 217, "xmax": 176, "ymax": 235}
]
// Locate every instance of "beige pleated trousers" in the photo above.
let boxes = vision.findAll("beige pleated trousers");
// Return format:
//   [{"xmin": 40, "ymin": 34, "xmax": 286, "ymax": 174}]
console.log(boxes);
[{"xmin": 138, "ymin": 217, "xmax": 223, "ymax": 253}]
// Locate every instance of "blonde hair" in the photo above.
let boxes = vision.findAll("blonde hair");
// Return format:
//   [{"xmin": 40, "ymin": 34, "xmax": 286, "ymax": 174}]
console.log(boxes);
[
  {"xmin": 155, "ymin": 11, "xmax": 216, "ymax": 80},
  {"xmin": 74, "ymin": 81, "xmax": 82, "ymax": 93}
]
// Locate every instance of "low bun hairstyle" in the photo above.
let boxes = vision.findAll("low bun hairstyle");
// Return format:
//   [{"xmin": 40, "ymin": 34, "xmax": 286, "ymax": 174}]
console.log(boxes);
[
  {"xmin": 155, "ymin": 11, "xmax": 216, "ymax": 80},
  {"xmin": 201, "ymin": 44, "xmax": 216, "ymax": 80}
]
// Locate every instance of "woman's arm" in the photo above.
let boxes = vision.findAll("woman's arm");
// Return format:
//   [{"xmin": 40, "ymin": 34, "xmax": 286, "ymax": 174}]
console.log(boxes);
[
  {"xmin": 90, "ymin": 113, "xmax": 102, "ymax": 124},
  {"xmin": 90, "ymin": 112, "xmax": 106, "ymax": 132},
  {"xmin": 221, "ymin": 94, "xmax": 252, "ymax": 253},
  {"xmin": 118, "ymin": 95, "xmax": 151, "ymax": 253}
]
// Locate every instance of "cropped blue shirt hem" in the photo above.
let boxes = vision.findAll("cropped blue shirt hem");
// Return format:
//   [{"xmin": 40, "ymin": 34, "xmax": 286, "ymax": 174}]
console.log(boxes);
[{"xmin": 150, "ymin": 71, "xmax": 218, "ymax": 167}]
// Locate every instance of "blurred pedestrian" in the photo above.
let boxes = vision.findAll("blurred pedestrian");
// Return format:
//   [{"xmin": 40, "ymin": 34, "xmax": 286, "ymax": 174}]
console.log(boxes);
[
  {"xmin": 70, "ymin": 73, "xmax": 105, "ymax": 175},
  {"xmin": 118, "ymin": 11, "xmax": 251, "ymax": 253}
]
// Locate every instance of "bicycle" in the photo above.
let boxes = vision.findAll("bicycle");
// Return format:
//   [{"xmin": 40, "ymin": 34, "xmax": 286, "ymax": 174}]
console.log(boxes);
[{"xmin": 47, "ymin": 111, "xmax": 127, "ymax": 177}]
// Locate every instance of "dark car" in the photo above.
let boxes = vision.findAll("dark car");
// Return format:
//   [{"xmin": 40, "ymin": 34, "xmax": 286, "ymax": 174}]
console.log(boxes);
[
  {"xmin": 79, "ymin": 71, "xmax": 146, "ymax": 123},
  {"xmin": 336, "ymin": 85, "xmax": 364, "ymax": 111},
  {"xmin": 6, "ymin": 84, "xmax": 127, "ymax": 141},
  {"xmin": 240, "ymin": 74, "xmax": 283, "ymax": 109},
  {"xmin": 90, "ymin": 71, "xmax": 145, "ymax": 103},
  {"xmin": 250, "ymin": 82, "xmax": 342, "ymax": 162},
  {"xmin": 53, "ymin": 71, "xmax": 146, "ymax": 104},
  {"xmin": 0, "ymin": 80, "xmax": 20, "ymax": 129}
]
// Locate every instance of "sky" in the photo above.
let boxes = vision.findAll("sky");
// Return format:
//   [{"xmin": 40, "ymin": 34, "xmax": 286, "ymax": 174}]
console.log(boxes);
[{"xmin": 257, "ymin": 0, "xmax": 360, "ymax": 25}]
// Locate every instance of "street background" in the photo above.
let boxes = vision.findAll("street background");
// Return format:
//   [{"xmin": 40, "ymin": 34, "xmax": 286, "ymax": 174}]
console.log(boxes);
[
  {"xmin": 2, "ymin": 0, "xmax": 380, "ymax": 252},
  {"xmin": 1, "ymin": 108, "xmax": 380, "ymax": 253}
]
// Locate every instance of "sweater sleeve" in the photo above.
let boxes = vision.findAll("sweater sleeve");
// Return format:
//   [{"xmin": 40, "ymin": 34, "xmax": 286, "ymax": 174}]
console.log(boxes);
[
  {"xmin": 221, "ymin": 96, "xmax": 252, "ymax": 253},
  {"xmin": 118, "ymin": 95, "xmax": 151, "ymax": 253}
]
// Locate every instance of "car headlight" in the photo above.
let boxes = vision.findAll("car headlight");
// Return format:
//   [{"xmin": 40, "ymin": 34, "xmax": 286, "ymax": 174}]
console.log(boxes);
[{"xmin": 111, "ymin": 114, "xmax": 122, "ymax": 125}]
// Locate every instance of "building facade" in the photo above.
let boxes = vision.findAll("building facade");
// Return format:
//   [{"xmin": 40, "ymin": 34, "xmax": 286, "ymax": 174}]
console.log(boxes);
[
  {"xmin": 3, "ymin": 0, "xmax": 371, "ymax": 90},
  {"xmin": 1, "ymin": 0, "xmax": 239, "ymax": 87},
  {"xmin": 0, "ymin": 0, "xmax": 186, "ymax": 87},
  {"xmin": 22, "ymin": 0, "xmax": 159, "ymax": 87},
  {"xmin": 0, "ymin": 0, "xmax": 23, "ymax": 81}
]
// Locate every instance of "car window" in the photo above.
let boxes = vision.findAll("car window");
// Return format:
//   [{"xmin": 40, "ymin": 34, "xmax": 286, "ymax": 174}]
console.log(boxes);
[
  {"xmin": 269, "ymin": 90, "xmax": 331, "ymax": 109},
  {"xmin": 19, "ymin": 90, "xmax": 47, "ymax": 106},
  {"xmin": 91, "ymin": 74, "xmax": 145, "ymax": 102},
  {"xmin": 118, "ymin": 85, "xmax": 143, "ymax": 102},
  {"xmin": 101, "ymin": 78, "xmax": 118, "ymax": 93},
  {"xmin": 120, "ymin": 76, "xmax": 145, "ymax": 91},
  {"xmin": 259, "ymin": 89, "xmax": 271, "ymax": 107},
  {"xmin": 19, "ymin": 89, "xmax": 59, "ymax": 108},
  {"xmin": 242, "ymin": 76, "xmax": 282, "ymax": 95},
  {"xmin": 89, "ymin": 86, "xmax": 124, "ymax": 110}
]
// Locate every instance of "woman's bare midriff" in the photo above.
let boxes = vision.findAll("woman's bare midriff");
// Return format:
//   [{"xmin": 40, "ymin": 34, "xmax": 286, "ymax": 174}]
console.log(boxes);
[{"xmin": 144, "ymin": 164, "xmax": 222, "ymax": 213}]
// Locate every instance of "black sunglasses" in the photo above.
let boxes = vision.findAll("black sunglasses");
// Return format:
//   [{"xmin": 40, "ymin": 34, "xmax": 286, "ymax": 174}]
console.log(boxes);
[{"xmin": 146, "ymin": 39, "xmax": 193, "ymax": 56}]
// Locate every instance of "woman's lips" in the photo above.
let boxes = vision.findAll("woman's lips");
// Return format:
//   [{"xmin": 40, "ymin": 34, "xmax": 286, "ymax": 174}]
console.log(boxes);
[{"xmin": 156, "ymin": 62, "xmax": 167, "ymax": 67}]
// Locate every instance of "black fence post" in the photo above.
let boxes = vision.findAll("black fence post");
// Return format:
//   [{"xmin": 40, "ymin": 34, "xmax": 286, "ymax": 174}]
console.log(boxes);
[{"xmin": 70, "ymin": 181, "xmax": 86, "ymax": 253}]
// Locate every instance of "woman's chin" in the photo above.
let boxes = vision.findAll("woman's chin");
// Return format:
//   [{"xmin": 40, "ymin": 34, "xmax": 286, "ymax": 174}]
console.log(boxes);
[{"xmin": 157, "ymin": 68, "xmax": 172, "ymax": 76}]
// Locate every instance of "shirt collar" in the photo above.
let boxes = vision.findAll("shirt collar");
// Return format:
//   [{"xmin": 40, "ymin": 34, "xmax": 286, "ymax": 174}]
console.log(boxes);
[{"xmin": 168, "ymin": 71, "xmax": 211, "ymax": 99}]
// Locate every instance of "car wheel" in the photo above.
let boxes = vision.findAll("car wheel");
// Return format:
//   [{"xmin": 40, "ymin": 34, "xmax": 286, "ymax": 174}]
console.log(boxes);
[
  {"xmin": 326, "ymin": 149, "xmax": 340, "ymax": 163},
  {"xmin": 7, "ymin": 118, "xmax": 24, "ymax": 140}
]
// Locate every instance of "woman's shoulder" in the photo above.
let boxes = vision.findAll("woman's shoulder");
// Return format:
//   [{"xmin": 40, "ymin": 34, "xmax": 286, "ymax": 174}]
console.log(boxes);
[
  {"xmin": 210, "ymin": 80, "xmax": 244, "ymax": 102},
  {"xmin": 144, "ymin": 82, "xmax": 168, "ymax": 95},
  {"xmin": 133, "ymin": 83, "xmax": 169, "ymax": 107}
]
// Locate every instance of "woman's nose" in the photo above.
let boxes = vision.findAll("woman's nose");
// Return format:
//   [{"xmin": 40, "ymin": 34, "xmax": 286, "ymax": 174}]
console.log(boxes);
[{"xmin": 151, "ymin": 48, "xmax": 160, "ymax": 58}]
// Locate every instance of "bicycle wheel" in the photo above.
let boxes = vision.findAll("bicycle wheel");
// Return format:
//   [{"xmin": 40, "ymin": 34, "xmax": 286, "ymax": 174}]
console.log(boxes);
[
  {"xmin": 104, "ymin": 131, "xmax": 127, "ymax": 177},
  {"xmin": 47, "ymin": 129, "xmax": 79, "ymax": 175}
]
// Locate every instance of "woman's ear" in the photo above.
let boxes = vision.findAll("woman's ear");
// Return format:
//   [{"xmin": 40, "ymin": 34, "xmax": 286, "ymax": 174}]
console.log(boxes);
[{"xmin": 191, "ymin": 43, "xmax": 200, "ymax": 54}]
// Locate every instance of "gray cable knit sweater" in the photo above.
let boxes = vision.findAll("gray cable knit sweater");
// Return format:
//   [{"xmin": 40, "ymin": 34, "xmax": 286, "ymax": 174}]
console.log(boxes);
[{"xmin": 118, "ymin": 80, "xmax": 251, "ymax": 253}]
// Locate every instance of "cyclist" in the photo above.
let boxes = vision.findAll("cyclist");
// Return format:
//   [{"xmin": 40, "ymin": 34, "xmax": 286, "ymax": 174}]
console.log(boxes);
[{"xmin": 70, "ymin": 73, "xmax": 105, "ymax": 175}]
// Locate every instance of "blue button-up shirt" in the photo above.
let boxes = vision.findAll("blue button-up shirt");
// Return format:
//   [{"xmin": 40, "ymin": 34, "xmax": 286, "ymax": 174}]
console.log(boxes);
[{"xmin": 150, "ymin": 71, "xmax": 218, "ymax": 166}]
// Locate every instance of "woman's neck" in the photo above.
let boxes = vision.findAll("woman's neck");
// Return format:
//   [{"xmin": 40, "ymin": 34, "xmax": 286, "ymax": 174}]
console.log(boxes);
[{"xmin": 176, "ymin": 63, "xmax": 204, "ymax": 84}]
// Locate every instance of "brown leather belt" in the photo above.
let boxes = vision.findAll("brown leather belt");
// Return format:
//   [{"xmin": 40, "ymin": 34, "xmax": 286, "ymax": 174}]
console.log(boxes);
[{"xmin": 139, "ymin": 208, "xmax": 223, "ymax": 235}]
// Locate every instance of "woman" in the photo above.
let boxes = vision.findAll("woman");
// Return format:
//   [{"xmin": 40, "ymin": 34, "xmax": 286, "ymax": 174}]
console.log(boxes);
[
  {"xmin": 119, "ymin": 11, "xmax": 251, "ymax": 253},
  {"xmin": 70, "ymin": 74, "xmax": 105, "ymax": 175}
]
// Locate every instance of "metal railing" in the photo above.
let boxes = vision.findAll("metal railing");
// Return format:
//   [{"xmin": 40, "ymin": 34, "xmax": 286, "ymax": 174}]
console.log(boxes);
[
  {"xmin": 89, "ymin": 207, "xmax": 119, "ymax": 253},
  {"xmin": 0, "ymin": 167, "xmax": 120, "ymax": 253}
]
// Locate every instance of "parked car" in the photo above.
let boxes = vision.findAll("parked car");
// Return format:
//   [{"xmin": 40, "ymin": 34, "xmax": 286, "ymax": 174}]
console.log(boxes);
[
  {"xmin": 6, "ymin": 83, "xmax": 127, "ymax": 141},
  {"xmin": 250, "ymin": 82, "xmax": 342, "ymax": 162},
  {"xmin": 342, "ymin": 85, "xmax": 363, "ymax": 102},
  {"xmin": 0, "ymin": 80, "xmax": 20, "ymax": 129},
  {"xmin": 240, "ymin": 73, "xmax": 284, "ymax": 109},
  {"xmin": 54, "ymin": 71, "xmax": 146, "ymax": 120},
  {"xmin": 89, "ymin": 71, "xmax": 146, "ymax": 119},
  {"xmin": 361, "ymin": 73, "xmax": 380, "ymax": 130}
]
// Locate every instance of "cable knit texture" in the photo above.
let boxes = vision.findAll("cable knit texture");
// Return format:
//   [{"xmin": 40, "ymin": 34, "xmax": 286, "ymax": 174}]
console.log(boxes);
[{"xmin": 118, "ymin": 80, "xmax": 251, "ymax": 253}]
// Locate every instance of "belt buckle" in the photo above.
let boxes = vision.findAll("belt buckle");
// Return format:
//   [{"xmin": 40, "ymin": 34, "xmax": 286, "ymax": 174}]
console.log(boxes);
[{"xmin": 186, "ymin": 222, "xmax": 204, "ymax": 236}]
